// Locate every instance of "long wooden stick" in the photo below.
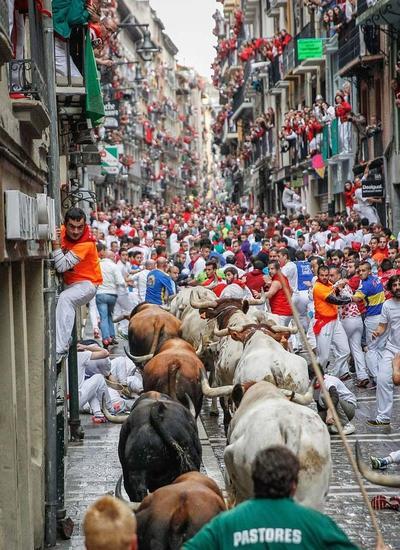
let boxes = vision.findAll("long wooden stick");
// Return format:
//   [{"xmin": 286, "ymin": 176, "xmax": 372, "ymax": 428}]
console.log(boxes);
[{"xmin": 277, "ymin": 272, "xmax": 384, "ymax": 547}]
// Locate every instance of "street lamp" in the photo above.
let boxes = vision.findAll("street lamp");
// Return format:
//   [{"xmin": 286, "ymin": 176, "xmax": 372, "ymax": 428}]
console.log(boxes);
[
  {"xmin": 118, "ymin": 17, "xmax": 160, "ymax": 62},
  {"xmin": 136, "ymin": 28, "xmax": 160, "ymax": 62}
]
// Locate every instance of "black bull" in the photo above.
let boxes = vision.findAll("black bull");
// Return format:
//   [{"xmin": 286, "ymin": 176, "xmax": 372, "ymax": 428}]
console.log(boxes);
[{"xmin": 104, "ymin": 392, "xmax": 201, "ymax": 502}]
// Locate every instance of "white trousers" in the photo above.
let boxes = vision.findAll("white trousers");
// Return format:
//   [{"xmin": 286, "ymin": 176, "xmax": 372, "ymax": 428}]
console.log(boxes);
[
  {"xmin": 341, "ymin": 316, "xmax": 368, "ymax": 381},
  {"xmin": 111, "ymin": 357, "xmax": 143, "ymax": 394},
  {"xmin": 339, "ymin": 120, "xmax": 351, "ymax": 153},
  {"xmin": 113, "ymin": 292, "xmax": 132, "ymax": 332},
  {"xmin": 292, "ymin": 291, "xmax": 310, "ymax": 350},
  {"xmin": 364, "ymin": 315, "xmax": 386, "ymax": 380},
  {"xmin": 56, "ymin": 281, "xmax": 97, "ymax": 354},
  {"xmin": 316, "ymin": 319, "xmax": 350, "ymax": 377},
  {"xmin": 88, "ymin": 298, "xmax": 99, "ymax": 331},
  {"xmin": 79, "ymin": 374, "xmax": 111, "ymax": 416},
  {"xmin": 389, "ymin": 450, "xmax": 400, "ymax": 463},
  {"xmin": 376, "ymin": 348, "xmax": 398, "ymax": 422},
  {"xmin": 55, "ymin": 37, "xmax": 81, "ymax": 77}
]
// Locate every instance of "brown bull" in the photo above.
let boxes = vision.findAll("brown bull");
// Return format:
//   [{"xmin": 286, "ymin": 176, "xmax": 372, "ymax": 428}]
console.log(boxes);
[
  {"xmin": 136, "ymin": 472, "xmax": 226, "ymax": 550},
  {"xmin": 142, "ymin": 338, "xmax": 233, "ymax": 417},
  {"xmin": 125, "ymin": 303, "xmax": 182, "ymax": 362}
]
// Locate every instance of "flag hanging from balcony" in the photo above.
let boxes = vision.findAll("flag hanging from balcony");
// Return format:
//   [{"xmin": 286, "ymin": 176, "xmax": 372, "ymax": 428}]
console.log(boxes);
[
  {"xmin": 311, "ymin": 152, "xmax": 325, "ymax": 179},
  {"xmin": 85, "ymin": 30, "xmax": 105, "ymax": 127}
]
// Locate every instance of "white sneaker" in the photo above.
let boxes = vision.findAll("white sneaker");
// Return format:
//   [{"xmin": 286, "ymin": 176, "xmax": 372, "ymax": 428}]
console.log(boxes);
[
  {"xmin": 328, "ymin": 425, "xmax": 338, "ymax": 434},
  {"xmin": 342, "ymin": 423, "xmax": 356, "ymax": 435}
]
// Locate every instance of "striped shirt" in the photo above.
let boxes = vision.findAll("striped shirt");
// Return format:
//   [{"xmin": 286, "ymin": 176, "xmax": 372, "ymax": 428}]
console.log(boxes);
[{"xmin": 353, "ymin": 275, "xmax": 385, "ymax": 316}]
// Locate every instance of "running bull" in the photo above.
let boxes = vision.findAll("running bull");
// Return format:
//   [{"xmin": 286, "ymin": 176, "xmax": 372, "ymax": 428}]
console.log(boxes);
[
  {"xmin": 103, "ymin": 391, "xmax": 201, "ymax": 502},
  {"xmin": 142, "ymin": 338, "xmax": 233, "ymax": 417},
  {"xmin": 124, "ymin": 303, "xmax": 182, "ymax": 362},
  {"xmin": 224, "ymin": 381, "xmax": 331, "ymax": 510},
  {"xmin": 136, "ymin": 472, "xmax": 226, "ymax": 549}
]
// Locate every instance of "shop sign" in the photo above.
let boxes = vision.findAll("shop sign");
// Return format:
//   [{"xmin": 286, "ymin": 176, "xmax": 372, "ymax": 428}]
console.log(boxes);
[
  {"xmin": 297, "ymin": 38, "xmax": 323, "ymax": 60},
  {"xmin": 103, "ymin": 101, "xmax": 120, "ymax": 128},
  {"xmin": 362, "ymin": 168, "xmax": 384, "ymax": 198},
  {"xmin": 100, "ymin": 146, "xmax": 120, "ymax": 175}
]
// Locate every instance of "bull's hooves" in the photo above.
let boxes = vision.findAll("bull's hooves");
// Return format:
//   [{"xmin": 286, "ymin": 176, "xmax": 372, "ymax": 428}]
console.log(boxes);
[{"xmin": 209, "ymin": 410, "xmax": 219, "ymax": 417}]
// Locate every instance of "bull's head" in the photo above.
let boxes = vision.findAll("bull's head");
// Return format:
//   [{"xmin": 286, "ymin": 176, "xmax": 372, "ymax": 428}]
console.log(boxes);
[
  {"xmin": 355, "ymin": 442, "xmax": 400, "ymax": 488},
  {"xmin": 231, "ymin": 378, "xmax": 315, "ymax": 410}
]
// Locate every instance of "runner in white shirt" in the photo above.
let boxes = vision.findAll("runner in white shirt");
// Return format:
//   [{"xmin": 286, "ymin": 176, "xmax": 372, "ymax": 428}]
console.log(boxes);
[{"xmin": 130, "ymin": 260, "xmax": 156, "ymax": 303}]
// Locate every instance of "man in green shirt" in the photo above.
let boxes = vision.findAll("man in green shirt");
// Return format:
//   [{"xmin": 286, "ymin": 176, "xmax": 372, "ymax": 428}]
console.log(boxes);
[{"xmin": 183, "ymin": 446, "xmax": 358, "ymax": 549}]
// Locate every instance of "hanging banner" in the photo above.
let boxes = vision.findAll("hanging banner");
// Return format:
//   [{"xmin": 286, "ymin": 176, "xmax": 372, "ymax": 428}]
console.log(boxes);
[{"xmin": 297, "ymin": 38, "xmax": 323, "ymax": 60}]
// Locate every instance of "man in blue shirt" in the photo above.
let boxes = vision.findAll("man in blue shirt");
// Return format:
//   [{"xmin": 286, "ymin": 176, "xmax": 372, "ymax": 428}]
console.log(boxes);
[
  {"xmin": 145, "ymin": 258, "xmax": 175, "ymax": 305},
  {"xmin": 352, "ymin": 261, "xmax": 386, "ymax": 385}
]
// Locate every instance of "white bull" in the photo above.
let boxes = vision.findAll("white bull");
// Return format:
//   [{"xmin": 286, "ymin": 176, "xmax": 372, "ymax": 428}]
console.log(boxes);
[
  {"xmin": 231, "ymin": 329, "xmax": 309, "ymax": 393},
  {"xmin": 170, "ymin": 288, "xmax": 218, "ymax": 348},
  {"xmin": 224, "ymin": 381, "xmax": 331, "ymax": 510}
]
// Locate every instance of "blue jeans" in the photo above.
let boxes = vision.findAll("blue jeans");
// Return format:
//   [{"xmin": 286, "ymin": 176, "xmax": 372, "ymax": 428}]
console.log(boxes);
[{"xmin": 96, "ymin": 293, "xmax": 117, "ymax": 340}]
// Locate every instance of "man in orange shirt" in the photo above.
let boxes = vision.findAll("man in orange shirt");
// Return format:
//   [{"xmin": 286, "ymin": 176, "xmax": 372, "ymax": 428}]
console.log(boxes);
[
  {"xmin": 313, "ymin": 265, "xmax": 351, "ymax": 380},
  {"xmin": 52, "ymin": 207, "xmax": 103, "ymax": 363}
]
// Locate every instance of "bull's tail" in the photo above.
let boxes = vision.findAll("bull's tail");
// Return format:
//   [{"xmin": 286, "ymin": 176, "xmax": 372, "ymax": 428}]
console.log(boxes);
[
  {"xmin": 168, "ymin": 493, "xmax": 190, "ymax": 549},
  {"xmin": 168, "ymin": 362, "xmax": 180, "ymax": 401},
  {"xmin": 149, "ymin": 401, "xmax": 198, "ymax": 473},
  {"xmin": 149, "ymin": 320, "xmax": 163, "ymax": 355}
]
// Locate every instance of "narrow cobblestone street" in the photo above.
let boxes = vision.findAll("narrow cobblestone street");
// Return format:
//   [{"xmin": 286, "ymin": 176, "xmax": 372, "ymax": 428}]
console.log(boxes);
[{"xmin": 58, "ymin": 364, "xmax": 400, "ymax": 550}]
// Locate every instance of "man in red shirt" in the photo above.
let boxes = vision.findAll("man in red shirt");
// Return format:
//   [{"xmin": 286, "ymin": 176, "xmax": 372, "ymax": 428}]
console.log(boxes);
[
  {"xmin": 244, "ymin": 260, "xmax": 266, "ymax": 297},
  {"xmin": 232, "ymin": 239, "xmax": 247, "ymax": 270}
]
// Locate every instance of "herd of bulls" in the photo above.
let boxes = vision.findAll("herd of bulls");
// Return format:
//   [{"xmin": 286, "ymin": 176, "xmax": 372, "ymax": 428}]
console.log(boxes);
[{"xmin": 102, "ymin": 288, "xmax": 400, "ymax": 549}]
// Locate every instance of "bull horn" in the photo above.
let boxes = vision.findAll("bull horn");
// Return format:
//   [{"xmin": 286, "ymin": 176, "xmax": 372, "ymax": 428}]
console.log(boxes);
[
  {"xmin": 189, "ymin": 290, "xmax": 218, "ymax": 310},
  {"xmin": 246, "ymin": 289, "xmax": 266, "ymax": 306},
  {"xmin": 101, "ymin": 395, "xmax": 128, "ymax": 424},
  {"xmin": 195, "ymin": 337, "xmax": 203, "ymax": 356},
  {"xmin": 160, "ymin": 304, "xmax": 171, "ymax": 311},
  {"xmin": 280, "ymin": 378, "xmax": 315, "ymax": 406},
  {"xmin": 355, "ymin": 442, "xmax": 400, "ymax": 488},
  {"xmin": 185, "ymin": 393, "xmax": 196, "ymax": 418},
  {"xmin": 214, "ymin": 327, "xmax": 229, "ymax": 337},
  {"xmin": 270, "ymin": 324, "xmax": 298, "ymax": 335},
  {"xmin": 125, "ymin": 346, "xmax": 153, "ymax": 364},
  {"xmin": 113, "ymin": 313, "xmax": 130, "ymax": 323},
  {"xmin": 200, "ymin": 367, "xmax": 233, "ymax": 397},
  {"xmin": 178, "ymin": 304, "xmax": 186, "ymax": 312},
  {"xmin": 115, "ymin": 475, "xmax": 142, "ymax": 510}
]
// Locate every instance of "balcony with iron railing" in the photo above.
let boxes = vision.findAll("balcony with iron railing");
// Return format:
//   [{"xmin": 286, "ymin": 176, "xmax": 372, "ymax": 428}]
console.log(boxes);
[
  {"xmin": 251, "ymin": 128, "xmax": 275, "ymax": 165},
  {"xmin": 338, "ymin": 21, "xmax": 382, "ymax": 74},
  {"xmin": 7, "ymin": 0, "xmax": 51, "ymax": 138}
]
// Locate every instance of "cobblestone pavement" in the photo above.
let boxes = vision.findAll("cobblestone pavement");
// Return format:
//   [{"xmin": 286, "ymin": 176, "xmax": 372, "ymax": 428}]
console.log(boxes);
[{"xmin": 57, "ymin": 348, "xmax": 400, "ymax": 550}]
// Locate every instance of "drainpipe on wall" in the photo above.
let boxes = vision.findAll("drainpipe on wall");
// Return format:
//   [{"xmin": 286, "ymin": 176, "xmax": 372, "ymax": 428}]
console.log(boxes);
[{"xmin": 41, "ymin": 0, "xmax": 66, "ymax": 545}]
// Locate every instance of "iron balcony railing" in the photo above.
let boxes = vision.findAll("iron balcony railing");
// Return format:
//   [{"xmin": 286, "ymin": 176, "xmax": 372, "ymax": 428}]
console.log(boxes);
[
  {"xmin": 338, "ymin": 23, "xmax": 361, "ymax": 69},
  {"xmin": 8, "ymin": 58, "xmax": 48, "ymax": 103}
]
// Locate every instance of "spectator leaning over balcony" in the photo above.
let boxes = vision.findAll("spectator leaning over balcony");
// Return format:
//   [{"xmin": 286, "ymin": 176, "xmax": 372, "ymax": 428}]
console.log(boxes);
[
  {"xmin": 52, "ymin": 207, "xmax": 103, "ymax": 364},
  {"xmin": 334, "ymin": 91, "xmax": 352, "ymax": 153},
  {"xmin": 52, "ymin": 0, "xmax": 89, "ymax": 78}
]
